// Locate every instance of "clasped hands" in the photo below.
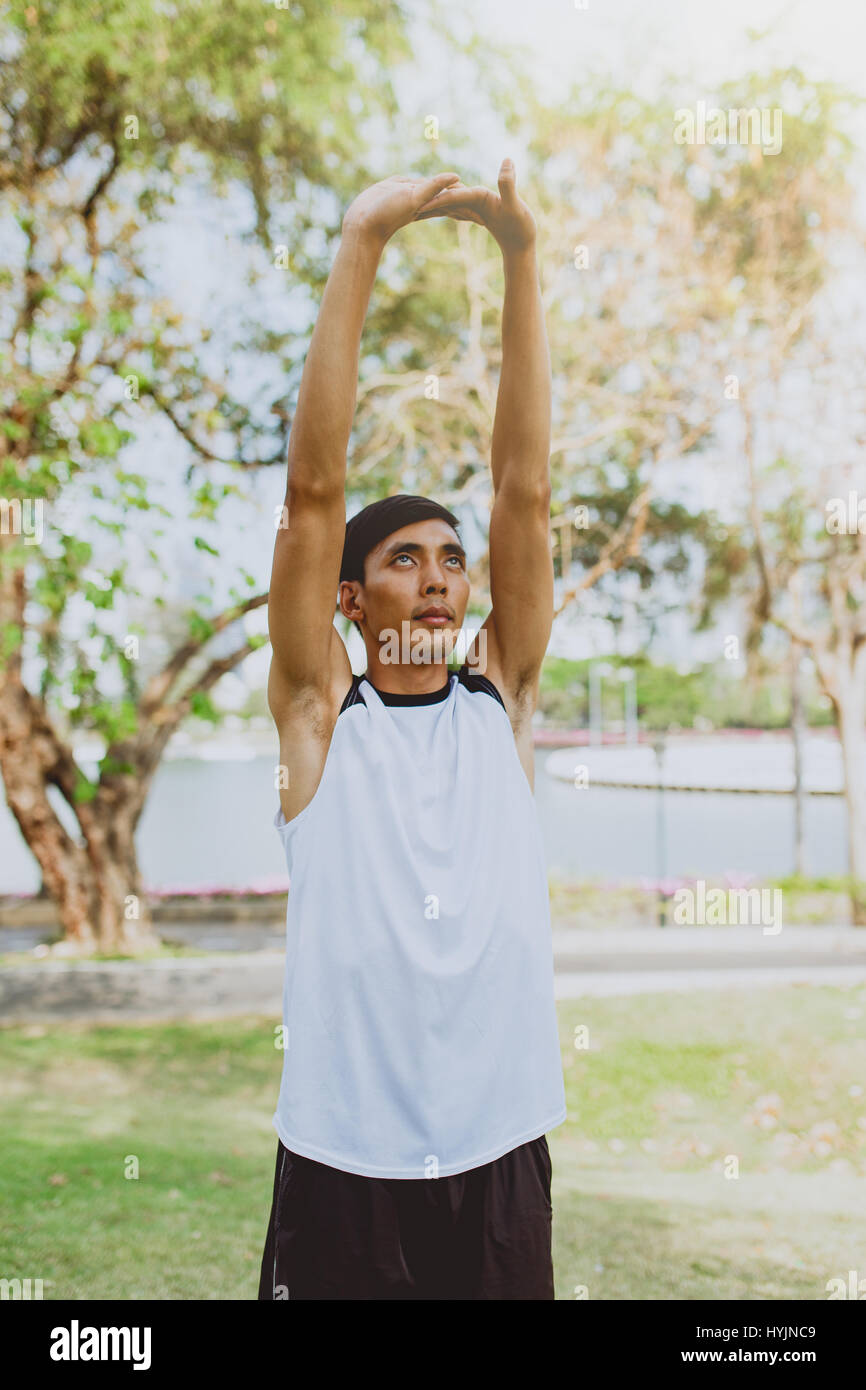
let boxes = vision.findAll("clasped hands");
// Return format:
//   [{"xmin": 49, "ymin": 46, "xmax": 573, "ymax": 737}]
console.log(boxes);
[{"xmin": 341, "ymin": 159, "xmax": 537, "ymax": 256}]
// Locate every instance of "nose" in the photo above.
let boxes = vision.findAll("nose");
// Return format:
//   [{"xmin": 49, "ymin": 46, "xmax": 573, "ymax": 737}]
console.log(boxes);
[
  {"xmin": 420, "ymin": 561, "xmax": 449, "ymax": 592},
  {"xmin": 423, "ymin": 576, "xmax": 447, "ymax": 592}
]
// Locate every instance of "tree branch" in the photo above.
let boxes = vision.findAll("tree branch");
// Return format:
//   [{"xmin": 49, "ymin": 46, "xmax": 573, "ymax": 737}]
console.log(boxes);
[
  {"xmin": 147, "ymin": 387, "xmax": 285, "ymax": 469},
  {"xmin": 138, "ymin": 591, "xmax": 268, "ymax": 718},
  {"xmin": 155, "ymin": 637, "xmax": 266, "ymax": 731}
]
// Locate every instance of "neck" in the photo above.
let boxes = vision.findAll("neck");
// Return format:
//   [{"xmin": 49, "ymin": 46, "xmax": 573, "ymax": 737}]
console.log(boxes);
[{"xmin": 363, "ymin": 652, "xmax": 454, "ymax": 697}]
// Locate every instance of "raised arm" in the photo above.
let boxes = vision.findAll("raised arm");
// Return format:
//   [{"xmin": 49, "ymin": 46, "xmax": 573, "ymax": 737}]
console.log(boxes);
[
  {"xmin": 415, "ymin": 160, "xmax": 553, "ymax": 700},
  {"xmin": 267, "ymin": 171, "xmax": 460, "ymax": 716},
  {"xmin": 486, "ymin": 218, "xmax": 554, "ymax": 694}
]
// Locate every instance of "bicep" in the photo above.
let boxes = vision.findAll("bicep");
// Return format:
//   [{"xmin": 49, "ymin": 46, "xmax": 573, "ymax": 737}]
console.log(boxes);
[
  {"xmin": 268, "ymin": 482, "xmax": 349, "ymax": 695},
  {"xmin": 485, "ymin": 486, "xmax": 553, "ymax": 693}
]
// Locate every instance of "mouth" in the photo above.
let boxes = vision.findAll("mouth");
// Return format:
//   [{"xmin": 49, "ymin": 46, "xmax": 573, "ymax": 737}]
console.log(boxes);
[{"xmin": 416, "ymin": 609, "xmax": 451, "ymax": 626}]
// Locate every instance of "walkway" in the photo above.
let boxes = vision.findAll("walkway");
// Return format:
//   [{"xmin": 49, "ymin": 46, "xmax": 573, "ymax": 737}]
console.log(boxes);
[{"xmin": 2, "ymin": 924, "xmax": 865, "ymax": 1022}]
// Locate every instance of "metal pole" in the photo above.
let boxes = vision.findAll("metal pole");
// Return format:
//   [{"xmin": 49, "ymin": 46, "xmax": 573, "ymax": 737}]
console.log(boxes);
[
  {"xmin": 589, "ymin": 664, "xmax": 602, "ymax": 747},
  {"xmin": 653, "ymin": 735, "xmax": 667, "ymax": 926},
  {"xmin": 791, "ymin": 642, "xmax": 807, "ymax": 877},
  {"xmin": 623, "ymin": 669, "xmax": 638, "ymax": 745}
]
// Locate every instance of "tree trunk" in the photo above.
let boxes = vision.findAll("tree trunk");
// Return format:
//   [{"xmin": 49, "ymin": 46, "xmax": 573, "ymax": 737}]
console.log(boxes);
[
  {"xmin": 80, "ymin": 799, "xmax": 157, "ymax": 954},
  {"xmin": 0, "ymin": 681, "xmax": 158, "ymax": 954}
]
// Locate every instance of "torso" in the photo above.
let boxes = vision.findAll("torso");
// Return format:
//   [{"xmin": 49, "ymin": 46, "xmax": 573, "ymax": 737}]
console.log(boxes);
[{"xmin": 269, "ymin": 630, "xmax": 566, "ymax": 1179}]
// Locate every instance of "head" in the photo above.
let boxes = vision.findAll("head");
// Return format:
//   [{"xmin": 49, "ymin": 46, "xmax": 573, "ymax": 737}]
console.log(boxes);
[{"xmin": 338, "ymin": 494, "xmax": 470, "ymax": 662}]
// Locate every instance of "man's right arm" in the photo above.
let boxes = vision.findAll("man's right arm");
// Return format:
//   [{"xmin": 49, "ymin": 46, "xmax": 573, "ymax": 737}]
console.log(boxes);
[
  {"xmin": 267, "ymin": 172, "xmax": 461, "ymax": 723},
  {"xmin": 267, "ymin": 225, "xmax": 384, "ymax": 715}
]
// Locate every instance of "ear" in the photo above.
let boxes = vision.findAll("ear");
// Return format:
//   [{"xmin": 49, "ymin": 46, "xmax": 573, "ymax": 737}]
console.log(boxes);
[{"xmin": 338, "ymin": 578, "xmax": 364, "ymax": 626}]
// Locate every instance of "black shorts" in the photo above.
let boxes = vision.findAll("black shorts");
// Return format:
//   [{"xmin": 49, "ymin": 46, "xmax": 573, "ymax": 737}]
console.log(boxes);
[{"xmin": 257, "ymin": 1134, "xmax": 554, "ymax": 1300}]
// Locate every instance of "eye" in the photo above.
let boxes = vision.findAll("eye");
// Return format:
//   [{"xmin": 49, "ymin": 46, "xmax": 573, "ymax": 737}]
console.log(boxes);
[{"xmin": 393, "ymin": 553, "xmax": 413, "ymax": 564}]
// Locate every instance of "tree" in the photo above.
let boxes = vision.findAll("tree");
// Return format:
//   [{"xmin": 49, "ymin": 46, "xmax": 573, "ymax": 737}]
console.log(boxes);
[
  {"xmin": 740, "ymin": 356, "xmax": 866, "ymax": 920},
  {"xmin": 670, "ymin": 70, "xmax": 866, "ymax": 918},
  {"xmin": 0, "ymin": 0, "xmax": 411, "ymax": 950}
]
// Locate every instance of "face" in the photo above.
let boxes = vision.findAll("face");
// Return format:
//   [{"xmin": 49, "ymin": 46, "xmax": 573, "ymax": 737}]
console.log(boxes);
[{"xmin": 339, "ymin": 518, "xmax": 470, "ymax": 656}]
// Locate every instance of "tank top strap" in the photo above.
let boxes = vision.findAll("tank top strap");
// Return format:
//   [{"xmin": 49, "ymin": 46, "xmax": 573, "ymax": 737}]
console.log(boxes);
[
  {"xmin": 339, "ymin": 672, "xmax": 367, "ymax": 714},
  {"xmin": 455, "ymin": 660, "xmax": 507, "ymax": 711}
]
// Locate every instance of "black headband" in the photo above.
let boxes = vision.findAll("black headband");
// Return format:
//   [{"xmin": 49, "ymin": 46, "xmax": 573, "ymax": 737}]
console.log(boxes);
[{"xmin": 339, "ymin": 494, "xmax": 461, "ymax": 586}]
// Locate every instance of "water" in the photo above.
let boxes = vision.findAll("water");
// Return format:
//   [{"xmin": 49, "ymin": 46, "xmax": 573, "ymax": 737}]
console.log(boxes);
[
  {"xmin": 533, "ymin": 753, "xmax": 846, "ymax": 881},
  {"xmin": 0, "ymin": 746, "xmax": 847, "ymax": 896}
]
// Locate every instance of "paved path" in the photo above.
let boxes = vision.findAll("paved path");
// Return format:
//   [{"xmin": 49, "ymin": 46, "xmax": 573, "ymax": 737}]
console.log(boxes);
[
  {"xmin": 553, "ymin": 924, "xmax": 866, "ymax": 996},
  {"xmin": 552, "ymin": 924, "xmax": 866, "ymax": 971},
  {"xmin": 555, "ymin": 964, "xmax": 866, "ymax": 997},
  {"xmin": 2, "ymin": 924, "xmax": 865, "ymax": 1023}
]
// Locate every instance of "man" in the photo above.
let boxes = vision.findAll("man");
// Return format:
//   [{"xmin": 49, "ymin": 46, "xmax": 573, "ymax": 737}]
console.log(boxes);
[{"xmin": 258, "ymin": 162, "xmax": 566, "ymax": 1301}]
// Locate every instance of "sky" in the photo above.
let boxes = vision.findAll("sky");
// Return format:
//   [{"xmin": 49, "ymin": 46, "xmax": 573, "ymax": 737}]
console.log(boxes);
[{"xmin": 470, "ymin": 0, "xmax": 866, "ymax": 105}]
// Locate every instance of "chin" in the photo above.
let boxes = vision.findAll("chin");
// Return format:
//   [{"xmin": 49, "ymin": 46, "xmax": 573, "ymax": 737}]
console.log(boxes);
[{"xmin": 374, "ymin": 619, "xmax": 455, "ymax": 666}]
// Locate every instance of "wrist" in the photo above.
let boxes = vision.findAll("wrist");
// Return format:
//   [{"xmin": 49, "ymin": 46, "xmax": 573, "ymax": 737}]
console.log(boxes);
[
  {"xmin": 340, "ymin": 218, "xmax": 389, "ymax": 255},
  {"xmin": 501, "ymin": 239, "xmax": 538, "ymax": 270}
]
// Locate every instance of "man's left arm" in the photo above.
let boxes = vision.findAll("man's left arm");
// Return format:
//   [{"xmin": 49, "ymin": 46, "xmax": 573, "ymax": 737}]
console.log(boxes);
[
  {"xmin": 486, "ymin": 237, "xmax": 554, "ymax": 703},
  {"xmin": 414, "ymin": 161, "xmax": 554, "ymax": 702}
]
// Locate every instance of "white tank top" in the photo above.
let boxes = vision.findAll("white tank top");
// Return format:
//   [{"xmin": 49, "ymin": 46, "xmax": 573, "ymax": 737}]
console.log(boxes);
[{"xmin": 271, "ymin": 661, "xmax": 567, "ymax": 1178}]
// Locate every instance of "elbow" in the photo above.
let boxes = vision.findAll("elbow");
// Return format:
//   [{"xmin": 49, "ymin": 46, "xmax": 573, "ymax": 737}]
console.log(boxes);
[
  {"xmin": 497, "ymin": 476, "xmax": 552, "ymax": 512},
  {"xmin": 285, "ymin": 466, "xmax": 345, "ymax": 506}
]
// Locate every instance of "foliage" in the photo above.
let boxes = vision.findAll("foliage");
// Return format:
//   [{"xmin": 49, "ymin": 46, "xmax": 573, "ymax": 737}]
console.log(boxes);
[
  {"xmin": 538, "ymin": 653, "xmax": 833, "ymax": 731},
  {"xmin": 0, "ymin": 0, "xmax": 410, "ymax": 740}
]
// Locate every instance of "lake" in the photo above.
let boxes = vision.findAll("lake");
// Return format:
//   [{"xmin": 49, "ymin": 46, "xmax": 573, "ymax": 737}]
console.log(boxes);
[{"xmin": 0, "ymin": 745, "xmax": 847, "ymax": 896}]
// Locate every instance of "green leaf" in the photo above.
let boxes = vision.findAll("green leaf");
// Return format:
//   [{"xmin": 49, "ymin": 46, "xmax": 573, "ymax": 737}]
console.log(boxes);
[
  {"xmin": 190, "ymin": 690, "xmax": 219, "ymax": 723},
  {"xmin": 72, "ymin": 771, "xmax": 98, "ymax": 804}
]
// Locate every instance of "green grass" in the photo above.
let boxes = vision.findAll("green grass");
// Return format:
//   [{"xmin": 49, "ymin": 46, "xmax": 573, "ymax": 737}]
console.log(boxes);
[
  {"xmin": 1, "ymin": 986, "xmax": 865, "ymax": 1299},
  {"xmin": 554, "ymin": 986, "xmax": 866, "ymax": 1299},
  {"xmin": 547, "ymin": 874, "xmax": 859, "ymax": 927}
]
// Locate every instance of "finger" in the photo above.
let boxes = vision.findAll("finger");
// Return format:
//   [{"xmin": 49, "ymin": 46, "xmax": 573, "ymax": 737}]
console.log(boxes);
[
  {"xmin": 412, "ymin": 206, "xmax": 483, "ymax": 225},
  {"xmin": 413, "ymin": 207, "xmax": 484, "ymax": 225},
  {"xmin": 413, "ymin": 182, "xmax": 469, "ymax": 209},
  {"xmin": 412, "ymin": 202, "xmax": 476, "ymax": 219},
  {"xmin": 497, "ymin": 157, "xmax": 518, "ymax": 204},
  {"xmin": 414, "ymin": 185, "xmax": 489, "ymax": 213},
  {"xmin": 417, "ymin": 171, "xmax": 461, "ymax": 203}
]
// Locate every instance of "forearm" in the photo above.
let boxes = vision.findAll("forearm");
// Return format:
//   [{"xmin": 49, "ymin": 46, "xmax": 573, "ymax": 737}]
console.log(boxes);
[
  {"xmin": 490, "ymin": 245, "xmax": 552, "ymax": 497},
  {"xmin": 285, "ymin": 225, "xmax": 383, "ymax": 495}
]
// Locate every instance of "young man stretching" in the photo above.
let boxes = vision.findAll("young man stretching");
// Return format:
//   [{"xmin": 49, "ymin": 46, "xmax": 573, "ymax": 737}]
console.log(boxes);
[{"xmin": 258, "ymin": 162, "xmax": 566, "ymax": 1300}]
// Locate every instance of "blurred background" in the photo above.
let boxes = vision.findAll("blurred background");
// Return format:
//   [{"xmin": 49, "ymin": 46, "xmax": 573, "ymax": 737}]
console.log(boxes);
[{"xmin": 2, "ymin": 0, "xmax": 866, "ymax": 1302}]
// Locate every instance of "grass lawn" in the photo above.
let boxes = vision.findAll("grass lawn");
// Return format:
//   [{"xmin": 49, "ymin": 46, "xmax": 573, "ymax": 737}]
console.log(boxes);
[{"xmin": 1, "ymin": 984, "xmax": 864, "ymax": 1300}]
